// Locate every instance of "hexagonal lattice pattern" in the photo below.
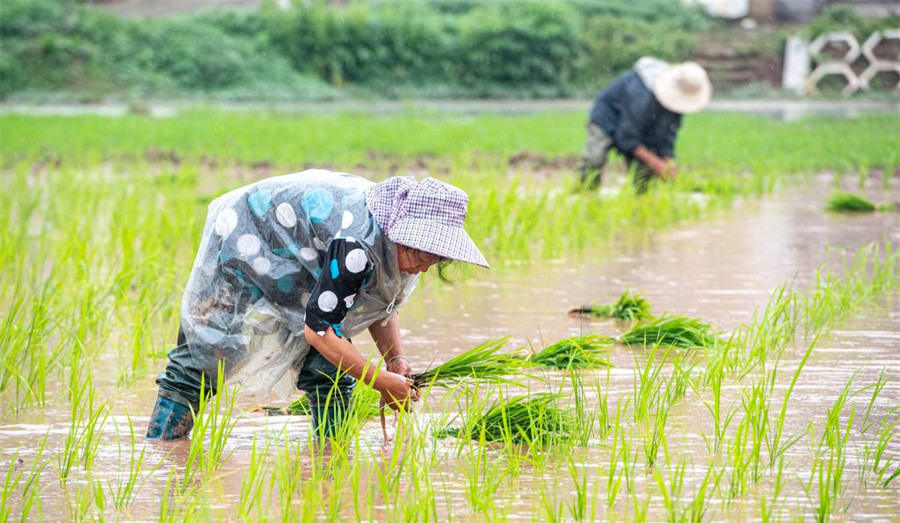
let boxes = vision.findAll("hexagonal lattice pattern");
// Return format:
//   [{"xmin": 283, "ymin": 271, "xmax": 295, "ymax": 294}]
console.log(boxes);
[
  {"xmin": 804, "ymin": 30, "xmax": 900, "ymax": 96},
  {"xmin": 862, "ymin": 30, "xmax": 900, "ymax": 63},
  {"xmin": 809, "ymin": 31, "xmax": 860, "ymax": 63},
  {"xmin": 860, "ymin": 30, "xmax": 900, "ymax": 92},
  {"xmin": 803, "ymin": 63, "xmax": 863, "ymax": 96},
  {"xmin": 860, "ymin": 63, "xmax": 900, "ymax": 92}
]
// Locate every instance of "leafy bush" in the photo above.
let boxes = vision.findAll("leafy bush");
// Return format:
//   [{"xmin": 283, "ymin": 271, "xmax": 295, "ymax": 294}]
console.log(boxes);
[
  {"xmin": 0, "ymin": 0, "xmax": 124, "ymax": 96},
  {"xmin": 0, "ymin": 0, "xmax": 710, "ymax": 99},
  {"xmin": 567, "ymin": 0, "xmax": 710, "ymax": 31},
  {"xmin": 456, "ymin": 2, "xmax": 583, "ymax": 87},
  {"xmin": 806, "ymin": 6, "xmax": 900, "ymax": 42},
  {"xmin": 578, "ymin": 16, "xmax": 697, "ymax": 82},
  {"xmin": 267, "ymin": 2, "xmax": 452, "ymax": 87}
]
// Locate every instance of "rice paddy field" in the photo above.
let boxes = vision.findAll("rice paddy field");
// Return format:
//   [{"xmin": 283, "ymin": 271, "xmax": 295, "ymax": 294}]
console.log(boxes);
[{"xmin": 1, "ymin": 110, "xmax": 899, "ymax": 521}]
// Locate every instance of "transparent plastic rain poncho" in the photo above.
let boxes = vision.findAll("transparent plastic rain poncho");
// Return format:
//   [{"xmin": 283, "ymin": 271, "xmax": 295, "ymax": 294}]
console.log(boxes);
[{"xmin": 181, "ymin": 170, "xmax": 419, "ymax": 401}]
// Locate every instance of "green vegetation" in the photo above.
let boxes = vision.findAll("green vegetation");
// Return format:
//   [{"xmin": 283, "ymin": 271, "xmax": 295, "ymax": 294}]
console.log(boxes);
[
  {"xmin": 577, "ymin": 288, "xmax": 653, "ymax": 321},
  {"xmin": 805, "ymin": 5, "xmax": 900, "ymax": 42},
  {"xmin": 0, "ymin": 0, "xmax": 705, "ymax": 100},
  {"xmin": 530, "ymin": 334, "xmax": 613, "ymax": 369},
  {"xmin": 411, "ymin": 338, "xmax": 527, "ymax": 389},
  {"xmin": 826, "ymin": 191, "xmax": 877, "ymax": 212},
  {"xmin": 438, "ymin": 393, "xmax": 576, "ymax": 445},
  {"xmin": 1, "ymin": 106, "xmax": 899, "ymax": 520},
  {"xmin": 261, "ymin": 382, "xmax": 382, "ymax": 419},
  {"xmin": 621, "ymin": 314, "xmax": 723, "ymax": 349}
]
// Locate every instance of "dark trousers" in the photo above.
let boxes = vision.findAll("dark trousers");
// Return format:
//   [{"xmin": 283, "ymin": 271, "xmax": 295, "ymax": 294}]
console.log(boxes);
[{"xmin": 148, "ymin": 329, "xmax": 356, "ymax": 439}]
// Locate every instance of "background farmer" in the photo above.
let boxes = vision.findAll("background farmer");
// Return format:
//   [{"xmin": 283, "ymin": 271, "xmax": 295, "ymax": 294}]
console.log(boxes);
[
  {"xmin": 579, "ymin": 57, "xmax": 712, "ymax": 193},
  {"xmin": 147, "ymin": 171, "xmax": 489, "ymax": 440}
]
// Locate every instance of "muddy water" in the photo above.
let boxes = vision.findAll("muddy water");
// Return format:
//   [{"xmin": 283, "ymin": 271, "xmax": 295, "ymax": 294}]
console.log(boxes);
[{"xmin": 2, "ymin": 176, "xmax": 899, "ymax": 520}]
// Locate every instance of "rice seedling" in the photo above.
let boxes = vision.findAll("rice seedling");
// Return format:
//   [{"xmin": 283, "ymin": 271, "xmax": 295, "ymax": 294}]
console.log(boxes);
[
  {"xmin": 642, "ymin": 403, "xmax": 669, "ymax": 469},
  {"xmin": 686, "ymin": 466, "xmax": 723, "ymax": 522},
  {"xmin": 259, "ymin": 382, "xmax": 382, "ymax": 420},
  {"xmin": 181, "ymin": 364, "xmax": 238, "ymax": 492},
  {"xmin": 621, "ymin": 314, "xmax": 723, "ymax": 350},
  {"xmin": 652, "ymin": 458, "xmax": 687, "ymax": 523},
  {"xmin": 530, "ymin": 334, "xmax": 613, "ymax": 370},
  {"xmin": 739, "ymin": 367, "xmax": 776, "ymax": 484},
  {"xmin": 238, "ymin": 435, "xmax": 274, "ymax": 521},
  {"xmin": 56, "ymin": 373, "xmax": 110, "ymax": 482},
  {"xmin": 1, "ymin": 436, "xmax": 47, "ymax": 523},
  {"xmin": 767, "ymin": 338, "xmax": 817, "ymax": 468},
  {"xmin": 565, "ymin": 457, "xmax": 597, "ymax": 521},
  {"xmin": 462, "ymin": 443, "xmax": 507, "ymax": 514},
  {"xmin": 5, "ymin": 449, "xmax": 45, "ymax": 521},
  {"xmin": 826, "ymin": 191, "xmax": 877, "ymax": 212},
  {"xmin": 856, "ymin": 369, "xmax": 900, "ymax": 488},
  {"xmin": 107, "ymin": 415, "xmax": 160, "ymax": 510},
  {"xmin": 701, "ymin": 354, "xmax": 737, "ymax": 455},
  {"xmin": 411, "ymin": 337, "xmax": 528, "ymax": 389},
  {"xmin": 571, "ymin": 288, "xmax": 652, "ymax": 321},
  {"xmin": 867, "ymin": 413, "xmax": 900, "ymax": 488},
  {"xmin": 803, "ymin": 380, "xmax": 857, "ymax": 521},
  {"xmin": 438, "ymin": 393, "xmax": 575, "ymax": 446},
  {"xmin": 631, "ymin": 345, "xmax": 668, "ymax": 423},
  {"xmin": 606, "ymin": 400, "xmax": 635, "ymax": 510}
]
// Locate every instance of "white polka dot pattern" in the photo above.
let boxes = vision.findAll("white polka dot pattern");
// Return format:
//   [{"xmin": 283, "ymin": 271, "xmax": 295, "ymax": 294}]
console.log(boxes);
[
  {"xmin": 252, "ymin": 257, "xmax": 271, "ymax": 275},
  {"xmin": 345, "ymin": 249, "xmax": 367, "ymax": 273},
  {"xmin": 317, "ymin": 291, "xmax": 338, "ymax": 312},
  {"xmin": 341, "ymin": 210, "xmax": 354, "ymax": 228},
  {"xmin": 275, "ymin": 203, "xmax": 297, "ymax": 228},
  {"xmin": 215, "ymin": 208, "xmax": 238, "ymax": 237},
  {"xmin": 300, "ymin": 247, "xmax": 317, "ymax": 261},
  {"xmin": 237, "ymin": 234, "xmax": 261, "ymax": 257}
]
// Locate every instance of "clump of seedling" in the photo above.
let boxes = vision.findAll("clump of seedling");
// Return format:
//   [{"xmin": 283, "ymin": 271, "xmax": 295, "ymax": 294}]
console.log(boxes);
[
  {"xmin": 438, "ymin": 393, "xmax": 575, "ymax": 446},
  {"xmin": 411, "ymin": 337, "xmax": 528, "ymax": 389},
  {"xmin": 259, "ymin": 384, "xmax": 381, "ymax": 419},
  {"xmin": 621, "ymin": 314, "xmax": 723, "ymax": 349},
  {"xmin": 571, "ymin": 289, "xmax": 653, "ymax": 321},
  {"xmin": 530, "ymin": 334, "xmax": 613, "ymax": 369},
  {"xmin": 825, "ymin": 192, "xmax": 883, "ymax": 212}
]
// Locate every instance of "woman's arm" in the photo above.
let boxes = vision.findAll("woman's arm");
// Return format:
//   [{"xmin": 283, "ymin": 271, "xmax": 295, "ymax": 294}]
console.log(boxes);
[
  {"xmin": 368, "ymin": 316, "xmax": 413, "ymax": 377},
  {"xmin": 304, "ymin": 325, "xmax": 415, "ymax": 410}
]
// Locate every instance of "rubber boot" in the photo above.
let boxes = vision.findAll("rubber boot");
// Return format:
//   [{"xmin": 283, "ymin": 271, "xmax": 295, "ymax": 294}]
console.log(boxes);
[{"xmin": 146, "ymin": 395, "xmax": 194, "ymax": 439}]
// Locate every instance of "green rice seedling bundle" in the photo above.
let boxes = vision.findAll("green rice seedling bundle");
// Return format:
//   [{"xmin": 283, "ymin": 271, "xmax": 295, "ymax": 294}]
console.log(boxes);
[
  {"xmin": 439, "ymin": 393, "xmax": 575, "ymax": 446},
  {"xmin": 411, "ymin": 337, "xmax": 528, "ymax": 389},
  {"xmin": 620, "ymin": 314, "xmax": 723, "ymax": 349},
  {"xmin": 826, "ymin": 192, "xmax": 876, "ymax": 212},
  {"xmin": 259, "ymin": 384, "xmax": 381, "ymax": 419},
  {"xmin": 587, "ymin": 289, "xmax": 653, "ymax": 321},
  {"xmin": 530, "ymin": 334, "xmax": 613, "ymax": 369}
]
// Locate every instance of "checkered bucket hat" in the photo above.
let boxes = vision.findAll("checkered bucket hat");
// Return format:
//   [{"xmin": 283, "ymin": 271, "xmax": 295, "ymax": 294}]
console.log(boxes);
[{"xmin": 366, "ymin": 176, "xmax": 489, "ymax": 268}]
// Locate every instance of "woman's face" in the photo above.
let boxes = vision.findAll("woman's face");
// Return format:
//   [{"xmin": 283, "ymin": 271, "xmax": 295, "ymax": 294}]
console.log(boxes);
[{"xmin": 396, "ymin": 244, "xmax": 442, "ymax": 275}]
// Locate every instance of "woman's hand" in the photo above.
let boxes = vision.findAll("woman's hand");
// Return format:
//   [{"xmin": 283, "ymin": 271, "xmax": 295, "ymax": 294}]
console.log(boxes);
[
  {"xmin": 386, "ymin": 355, "xmax": 413, "ymax": 378},
  {"xmin": 378, "ymin": 371, "xmax": 419, "ymax": 411}
]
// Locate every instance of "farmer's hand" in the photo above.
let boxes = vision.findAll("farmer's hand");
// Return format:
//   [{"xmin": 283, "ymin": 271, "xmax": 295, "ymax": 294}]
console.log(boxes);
[
  {"xmin": 661, "ymin": 159, "xmax": 678, "ymax": 180},
  {"xmin": 386, "ymin": 355, "xmax": 413, "ymax": 378},
  {"xmin": 379, "ymin": 371, "xmax": 419, "ymax": 411}
]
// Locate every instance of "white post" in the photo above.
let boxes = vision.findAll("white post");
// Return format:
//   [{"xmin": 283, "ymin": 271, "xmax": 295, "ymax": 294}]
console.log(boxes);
[{"xmin": 782, "ymin": 36, "xmax": 810, "ymax": 94}]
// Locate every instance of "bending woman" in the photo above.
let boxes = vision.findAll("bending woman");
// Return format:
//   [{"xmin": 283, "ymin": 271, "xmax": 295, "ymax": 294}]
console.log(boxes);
[{"xmin": 147, "ymin": 170, "xmax": 489, "ymax": 439}]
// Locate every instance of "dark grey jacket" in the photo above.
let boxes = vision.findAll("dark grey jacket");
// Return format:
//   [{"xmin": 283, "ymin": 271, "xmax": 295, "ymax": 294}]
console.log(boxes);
[{"xmin": 588, "ymin": 70, "xmax": 681, "ymax": 158}]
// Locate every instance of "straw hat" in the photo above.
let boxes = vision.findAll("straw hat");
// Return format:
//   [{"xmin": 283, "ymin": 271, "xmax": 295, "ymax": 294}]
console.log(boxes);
[
  {"xmin": 652, "ymin": 62, "xmax": 712, "ymax": 114},
  {"xmin": 366, "ymin": 176, "xmax": 490, "ymax": 268}
]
